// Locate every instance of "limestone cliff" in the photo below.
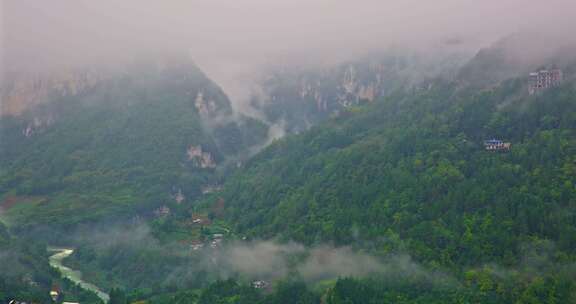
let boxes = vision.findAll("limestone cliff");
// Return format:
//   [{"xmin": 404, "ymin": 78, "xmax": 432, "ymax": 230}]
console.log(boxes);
[
  {"xmin": 253, "ymin": 51, "xmax": 466, "ymax": 133},
  {"xmin": 2, "ymin": 69, "xmax": 102, "ymax": 116},
  {"xmin": 187, "ymin": 145, "xmax": 217, "ymax": 169}
]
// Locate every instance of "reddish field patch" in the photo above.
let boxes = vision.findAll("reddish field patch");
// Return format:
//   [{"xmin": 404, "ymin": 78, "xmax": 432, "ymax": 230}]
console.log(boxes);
[
  {"xmin": 1, "ymin": 196, "xmax": 21, "ymax": 211},
  {"xmin": 0, "ymin": 195, "xmax": 45, "ymax": 211}
]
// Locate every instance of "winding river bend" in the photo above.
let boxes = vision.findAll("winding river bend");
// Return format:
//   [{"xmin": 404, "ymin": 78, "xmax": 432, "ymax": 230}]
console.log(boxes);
[{"xmin": 48, "ymin": 248, "xmax": 110, "ymax": 303}]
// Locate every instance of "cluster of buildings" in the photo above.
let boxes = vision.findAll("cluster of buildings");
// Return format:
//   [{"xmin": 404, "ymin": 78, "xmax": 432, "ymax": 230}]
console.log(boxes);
[
  {"xmin": 153, "ymin": 205, "xmax": 171, "ymax": 218},
  {"xmin": 210, "ymin": 234, "xmax": 224, "ymax": 248},
  {"xmin": 484, "ymin": 68, "xmax": 566, "ymax": 151},
  {"xmin": 484, "ymin": 139, "xmax": 511, "ymax": 152},
  {"xmin": 189, "ymin": 233, "xmax": 224, "ymax": 251},
  {"xmin": 252, "ymin": 280, "xmax": 270, "ymax": 289},
  {"xmin": 9, "ymin": 296, "xmax": 79, "ymax": 304},
  {"xmin": 9, "ymin": 300, "xmax": 35, "ymax": 304},
  {"xmin": 528, "ymin": 69, "xmax": 563, "ymax": 95},
  {"xmin": 190, "ymin": 240, "xmax": 205, "ymax": 251}
]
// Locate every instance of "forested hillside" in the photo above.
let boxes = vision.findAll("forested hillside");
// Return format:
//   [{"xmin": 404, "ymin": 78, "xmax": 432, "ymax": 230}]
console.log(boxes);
[
  {"xmin": 4, "ymin": 0, "xmax": 576, "ymax": 302},
  {"xmin": 0, "ymin": 59, "xmax": 267, "ymax": 230},
  {"xmin": 252, "ymin": 50, "xmax": 467, "ymax": 133},
  {"xmin": 112, "ymin": 72, "xmax": 576, "ymax": 303},
  {"xmin": 216, "ymin": 76, "xmax": 576, "ymax": 251},
  {"xmin": 0, "ymin": 220, "xmax": 105, "ymax": 303},
  {"xmin": 3, "ymin": 41, "xmax": 576, "ymax": 304},
  {"xmin": 41, "ymin": 61, "xmax": 576, "ymax": 304},
  {"xmin": 0, "ymin": 221, "xmax": 51, "ymax": 302},
  {"xmin": 187, "ymin": 73, "xmax": 576, "ymax": 302}
]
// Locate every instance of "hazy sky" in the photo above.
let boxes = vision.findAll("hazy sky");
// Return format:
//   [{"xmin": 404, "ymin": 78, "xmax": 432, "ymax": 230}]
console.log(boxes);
[
  {"xmin": 4, "ymin": 0, "xmax": 575, "ymax": 70},
  {"xmin": 3, "ymin": 0, "xmax": 575, "ymax": 109}
]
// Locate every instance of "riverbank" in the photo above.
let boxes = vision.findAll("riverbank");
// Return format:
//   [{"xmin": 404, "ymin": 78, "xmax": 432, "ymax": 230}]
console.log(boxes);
[{"xmin": 48, "ymin": 248, "xmax": 110, "ymax": 303}]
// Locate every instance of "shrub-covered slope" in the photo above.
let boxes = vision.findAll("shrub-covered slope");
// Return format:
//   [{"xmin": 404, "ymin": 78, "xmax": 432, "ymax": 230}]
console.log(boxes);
[
  {"xmin": 208, "ymin": 76, "xmax": 576, "ymax": 269},
  {"xmin": 0, "ymin": 59, "xmax": 267, "ymax": 229}
]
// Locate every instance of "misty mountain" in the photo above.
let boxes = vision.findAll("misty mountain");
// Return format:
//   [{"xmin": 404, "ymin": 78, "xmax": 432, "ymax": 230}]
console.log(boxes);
[
  {"xmin": 60, "ymin": 58, "xmax": 576, "ymax": 303},
  {"xmin": 458, "ymin": 31, "xmax": 576, "ymax": 87},
  {"xmin": 203, "ymin": 68, "xmax": 576, "ymax": 249},
  {"xmin": 251, "ymin": 51, "xmax": 468, "ymax": 133},
  {"xmin": 0, "ymin": 58, "xmax": 267, "ymax": 230},
  {"xmin": 4, "ymin": 0, "xmax": 576, "ymax": 302},
  {"xmin": 209, "ymin": 30, "xmax": 576, "ymax": 139},
  {"xmin": 46, "ymin": 48, "xmax": 574, "ymax": 302},
  {"xmin": 2, "ymin": 35, "xmax": 576, "ymax": 304},
  {"xmin": 162, "ymin": 66, "xmax": 576, "ymax": 302}
]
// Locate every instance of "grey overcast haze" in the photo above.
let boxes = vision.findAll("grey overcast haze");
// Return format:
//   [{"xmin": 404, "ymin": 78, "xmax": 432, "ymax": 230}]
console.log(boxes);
[
  {"xmin": 4, "ymin": 0, "xmax": 576, "ymax": 67},
  {"xmin": 2, "ymin": 0, "xmax": 576, "ymax": 108},
  {"xmin": 4, "ymin": 0, "xmax": 576, "ymax": 301}
]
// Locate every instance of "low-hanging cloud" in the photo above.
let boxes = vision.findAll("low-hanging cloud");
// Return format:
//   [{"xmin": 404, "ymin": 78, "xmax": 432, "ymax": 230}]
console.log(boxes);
[
  {"xmin": 66, "ymin": 223, "xmax": 576, "ymax": 294},
  {"xmin": 5, "ymin": 0, "xmax": 576, "ymax": 68},
  {"xmin": 4, "ymin": 0, "xmax": 576, "ymax": 101},
  {"xmin": 298, "ymin": 246, "xmax": 406, "ymax": 282},
  {"xmin": 71, "ymin": 223, "xmax": 457, "ymax": 290},
  {"xmin": 3, "ymin": 0, "xmax": 576, "ymax": 130}
]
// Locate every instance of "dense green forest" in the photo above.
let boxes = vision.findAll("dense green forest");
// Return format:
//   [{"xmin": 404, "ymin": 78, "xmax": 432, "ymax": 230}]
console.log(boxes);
[
  {"xmin": 210, "ymin": 77, "xmax": 576, "ymax": 256},
  {"xmin": 68, "ymin": 71, "xmax": 576, "ymax": 303},
  {"xmin": 2, "ymin": 47, "xmax": 576, "ymax": 303},
  {"xmin": 0, "ymin": 221, "xmax": 51, "ymax": 302},
  {"xmin": 0, "ymin": 60, "xmax": 267, "ymax": 231},
  {"xmin": 0, "ymin": 221, "xmax": 104, "ymax": 304},
  {"xmin": 121, "ymin": 275, "xmax": 574, "ymax": 304},
  {"xmin": 176, "ymin": 75, "xmax": 576, "ymax": 302}
]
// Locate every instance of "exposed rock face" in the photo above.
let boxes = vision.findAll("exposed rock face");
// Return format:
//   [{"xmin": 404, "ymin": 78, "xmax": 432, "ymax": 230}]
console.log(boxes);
[
  {"xmin": 173, "ymin": 188, "xmax": 185, "ymax": 204},
  {"xmin": 187, "ymin": 145, "xmax": 216, "ymax": 168},
  {"xmin": 254, "ymin": 51, "xmax": 467, "ymax": 133},
  {"xmin": 0, "ymin": 57, "xmax": 271, "ymax": 229},
  {"xmin": 292, "ymin": 64, "xmax": 384, "ymax": 111},
  {"xmin": 338, "ymin": 64, "xmax": 382, "ymax": 105},
  {"xmin": 194, "ymin": 91, "xmax": 218, "ymax": 116},
  {"xmin": 153, "ymin": 205, "xmax": 171, "ymax": 218},
  {"xmin": 255, "ymin": 59, "xmax": 406, "ymax": 132},
  {"xmin": 2, "ymin": 70, "xmax": 102, "ymax": 116},
  {"xmin": 22, "ymin": 115, "xmax": 55, "ymax": 137}
]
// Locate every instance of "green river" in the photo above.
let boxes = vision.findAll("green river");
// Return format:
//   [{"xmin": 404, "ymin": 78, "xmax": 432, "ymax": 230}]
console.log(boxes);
[{"xmin": 48, "ymin": 248, "xmax": 110, "ymax": 303}]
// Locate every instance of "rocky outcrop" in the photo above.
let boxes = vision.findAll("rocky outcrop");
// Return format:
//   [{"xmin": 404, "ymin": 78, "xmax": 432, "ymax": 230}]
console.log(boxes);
[
  {"xmin": 173, "ymin": 188, "xmax": 185, "ymax": 204},
  {"xmin": 22, "ymin": 115, "xmax": 55, "ymax": 137},
  {"xmin": 2, "ymin": 70, "xmax": 102, "ymax": 116},
  {"xmin": 255, "ymin": 51, "xmax": 467, "ymax": 134},
  {"xmin": 153, "ymin": 205, "xmax": 171, "ymax": 218},
  {"xmin": 194, "ymin": 91, "xmax": 218, "ymax": 116},
  {"xmin": 187, "ymin": 145, "xmax": 216, "ymax": 168},
  {"xmin": 255, "ymin": 59, "xmax": 406, "ymax": 132}
]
